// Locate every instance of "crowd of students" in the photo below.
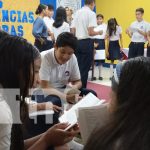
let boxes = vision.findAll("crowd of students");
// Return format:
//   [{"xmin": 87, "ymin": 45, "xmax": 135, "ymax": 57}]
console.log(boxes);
[{"xmin": 1, "ymin": 0, "xmax": 150, "ymax": 150}]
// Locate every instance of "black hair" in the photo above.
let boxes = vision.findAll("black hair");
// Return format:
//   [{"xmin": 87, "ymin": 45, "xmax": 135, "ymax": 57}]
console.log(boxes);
[
  {"xmin": 65, "ymin": 7, "xmax": 69, "ymax": 10},
  {"xmin": 48, "ymin": 4, "xmax": 54, "ymax": 11},
  {"xmin": 136, "ymin": 8, "xmax": 144, "ymax": 14},
  {"xmin": 0, "ymin": 30, "xmax": 9, "ymax": 39},
  {"xmin": 53, "ymin": 7, "xmax": 67, "ymax": 28},
  {"xmin": 56, "ymin": 32, "xmax": 77, "ymax": 51},
  {"xmin": 97, "ymin": 14, "xmax": 104, "ymax": 19},
  {"xmin": 84, "ymin": 57, "xmax": 150, "ymax": 150},
  {"xmin": 0, "ymin": 36, "xmax": 40, "ymax": 150},
  {"xmin": 84, "ymin": 0, "xmax": 95, "ymax": 5},
  {"xmin": 107, "ymin": 18, "xmax": 118, "ymax": 37},
  {"xmin": 35, "ymin": 4, "xmax": 47, "ymax": 15}
]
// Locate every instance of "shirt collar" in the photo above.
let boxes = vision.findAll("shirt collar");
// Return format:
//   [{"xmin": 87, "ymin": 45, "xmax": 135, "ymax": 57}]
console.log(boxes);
[
  {"xmin": 52, "ymin": 49, "xmax": 59, "ymax": 65},
  {"xmin": 83, "ymin": 5, "xmax": 91, "ymax": 11}
]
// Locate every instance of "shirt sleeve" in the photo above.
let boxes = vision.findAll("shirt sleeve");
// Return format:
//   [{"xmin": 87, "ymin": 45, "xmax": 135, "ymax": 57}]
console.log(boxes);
[
  {"xmin": 32, "ymin": 18, "xmax": 44, "ymax": 38},
  {"xmin": 88, "ymin": 12, "xmax": 97, "ymax": 28},
  {"xmin": 146, "ymin": 23, "xmax": 150, "ymax": 32},
  {"xmin": 0, "ymin": 124, "xmax": 11, "ymax": 150},
  {"xmin": 118, "ymin": 26, "xmax": 122, "ymax": 34},
  {"xmin": 69, "ymin": 55, "xmax": 81, "ymax": 81},
  {"xmin": 71, "ymin": 12, "xmax": 77, "ymax": 28},
  {"xmin": 39, "ymin": 55, "xmax": 50, "ymax": 81}
]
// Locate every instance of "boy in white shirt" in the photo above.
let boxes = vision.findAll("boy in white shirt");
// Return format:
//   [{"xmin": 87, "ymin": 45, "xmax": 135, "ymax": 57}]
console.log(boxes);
[
  {"xmin": 126, "ymin": 8, "xmax": 149, "ymax": 58},
  {"xmin": 40, "ymin": 32, "xmax": 97, "ymax": 105},
  {"xmin": 71, "ymin": 0, "xmax": 103, "ymax": 88},
  {"xmin": 43, "ymin": 5, "xmax": 54, "ymax": 49},
  {"xmin": 93, "ymin": 14, "xmax": 107, "ymax": 80}
]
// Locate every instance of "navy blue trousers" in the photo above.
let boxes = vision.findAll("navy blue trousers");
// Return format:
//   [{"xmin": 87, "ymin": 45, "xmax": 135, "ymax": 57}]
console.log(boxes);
[{"xmin": 75, "ymin": 39, "xmax": 94, "ymax": 88}]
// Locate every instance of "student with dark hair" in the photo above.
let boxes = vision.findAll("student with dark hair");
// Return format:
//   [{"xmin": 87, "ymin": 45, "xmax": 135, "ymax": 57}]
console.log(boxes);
[
  {"xmin": 43, "ymin": 5, "xmax": 55, "ymax": 49},
  {"xmin": 51, "ymin": 7, "xmax": 70, "ymax": 41},
  {"xmin": 93, "ymin": 14, "xmax": 107, "ymax": 80},
  {"xmin": 71, "ymin": 0, "xmax": 103, "ymax": 88},
  {"xmin": 33, "ymin": 4, "xmax": 52, "ymax": 52},
  {"xmin": 65, "ymin": 7, "xmax": 74, "ymax": 26},
  {"xmin": 40, "ymin": 32, "xmax": 97, "ymax": 105},
  {"xmin": 84, "ymin": 57, "xmax": 150, "ymax": 150},
  {"xmin": 106, "ymin": 18, "xmax": 123, "ymax": 79},
  {"xmin": 0, "ymin": 35, "xmax": 79, "ymax": 150},
  {"xmin": 126, "ymin": 8, "xmax": 149, "ymax": 58}
]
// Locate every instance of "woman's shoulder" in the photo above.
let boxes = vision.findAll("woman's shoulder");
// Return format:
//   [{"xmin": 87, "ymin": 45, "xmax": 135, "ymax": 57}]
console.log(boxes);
[{"xmin": 0, "ymin": 100, "xmax": 12, "ymax": 124}]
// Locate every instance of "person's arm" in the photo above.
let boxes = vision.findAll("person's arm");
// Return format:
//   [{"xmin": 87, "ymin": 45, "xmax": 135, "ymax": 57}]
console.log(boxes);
[
  {"xmin": 24, "ymin": 134, "xmax": 43, "ymax": 150},
  {"xmin": 40, "ymin": 80, "xmax": 66, "ymax": 100},
  {"xmin": 88, "ymin": 12, "xmax": 103, "ymax": 36},
  {"xmin": 25, "ymin": 123, "xmax": 79, "ymax": 150},
  {"xmin": 119, "ymin": 34, "xmax": 123, "ymax": 50},
  {"xmin": 70, "ymin": 80, "xmax": 82, "ymax": 89},
  {"xmin": 40, "ymin": 80, "xmax": 77, "ymax": 104},
  {"xmin": 105, "ymin": 34, "xmax": 110, "ymax": 58},
  {"xmin": 88, "ymin": 27, "xmax": 103, "ymax": 36},
  {"xmin": 32, "ymin": 18, "xmax": 44, "ymax": 39},
  {"xmin": 147, "ymin": 31, "xmax": 150, "ymax": 47},
  {"xmin": 137, "ymin": 29, "xmax": 147, "ymax": 37},
  {"xmin": 126, "ymin": 28, "xmax": 133, "ymax": 38}
]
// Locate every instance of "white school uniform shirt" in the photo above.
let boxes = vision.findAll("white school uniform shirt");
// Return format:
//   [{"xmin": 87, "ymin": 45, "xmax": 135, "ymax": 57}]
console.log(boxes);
[
  {"xmin": 71, "ymin": 6, "xmax": 97, "ymax": 40},
  {"xmin": 109, "ymin": 26, "xmax": 122, "ymax": 41},
  {"xmin": 0, "ymin": 95, "xmax": 12, "ymax": 150},
  {"xmin": 39, "ymin": 48, "xmax": 81, "ymax": 90},
  {"xmin": 147, "ymin": 23, "xmax": 150, "ymax": 32},
  {"xmin": 130, "ymin": 20, "xmax": 149, "ymax": 43},
  {"xmin": 51, "ymin": 22, "xmax": 70, "ymax": 40},
  {"xmin": 93, "ymin": 23, "xmax": 107, "ymax": 39},
  {"xmin": 43, "ymin": 16, "xmax": 54, "ymax": 41}
]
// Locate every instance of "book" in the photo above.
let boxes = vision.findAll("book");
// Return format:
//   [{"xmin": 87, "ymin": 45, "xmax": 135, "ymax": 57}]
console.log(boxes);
[
  {"xmin": 59, "ymin": 93, "xmax": 106, "ymax": 131},
  {"xmin": 78, "ymin": 103, "xmax": 109, "ymax": 144}
]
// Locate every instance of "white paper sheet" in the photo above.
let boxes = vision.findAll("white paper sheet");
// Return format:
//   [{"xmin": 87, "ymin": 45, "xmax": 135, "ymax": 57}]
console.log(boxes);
[{"xmin": 94, "ymin": 50, "xmax": 106, "ymax": 60}]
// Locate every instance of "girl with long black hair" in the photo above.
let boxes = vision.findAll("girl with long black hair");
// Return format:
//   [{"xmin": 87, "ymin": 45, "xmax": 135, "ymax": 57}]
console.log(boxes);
[
  {"xmin": 0, "ymin": 35, "xmax": 78, "ymax": 150},
  {"xmin": 106, "ymin": 18, "xmax": 123, "ymax": 80},
  {"xmin": 51, "ymin": 7, "xmax": 70, "ymax": 41},
  {"xmin": 84, "ymin": 57, "xmax": 150, "ymax": 150}
]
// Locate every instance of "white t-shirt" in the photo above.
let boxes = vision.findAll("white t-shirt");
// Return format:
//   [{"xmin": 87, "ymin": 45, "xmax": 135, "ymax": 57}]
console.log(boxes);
[
  {"xmin": 130, "ymin": 20, "xmax": 149, "ymax": 43},
  {"xmin": 51, "ymin": 22, "xmax": 70, "ymax": 40},
  {"xmin": 72, "ymin": 6, "xmax": 97, "ymax": 40},
  {"xmin": 109, "ymin": 26, "xmax": 122, "ymax": 41},
  {"xmin": 0, "ymin": 96, "xmax": 12, "ymax": 150},
  {"xmin": 40, "ymin": 48, "xmax": 81, "ymax": 90},
  {"xmin": 147, "ymin": 23, "xmax": 150, "ymax": 32},
  {"xmin": 43, "ymin": 17, "xmax": 54, "ymax": 41},
  {"xmin": 93, "ymin": 23, "xmax": 107, "ymax": 39}
]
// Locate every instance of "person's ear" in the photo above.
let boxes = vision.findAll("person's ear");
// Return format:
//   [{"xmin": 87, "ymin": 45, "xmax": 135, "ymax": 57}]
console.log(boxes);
[{"xmin": 54, "ymin": 44, "xmax": 58, "ymax": 50}]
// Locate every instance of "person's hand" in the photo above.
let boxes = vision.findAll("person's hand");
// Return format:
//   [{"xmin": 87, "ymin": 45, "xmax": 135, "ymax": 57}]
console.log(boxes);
[
  {"xmin": 99, "ymin": 30, "xmax": 103, "ymax": 35},
  {"xmin": 43, "ymin": 123, "xmax": 79, "ymax": 148},
  {"xmin": 94, "ymin": 42, "xmax": 99, "ymax": 49},
  {"xmin": 66, "ymin": 94, "xmax": 82, "ymax": 104},
  {"xmin": 44, "ymin": 102, "xmax": 62, "ymax": 112},
  {"xmin": 126, "ymin": 28, "xmax": 130, "ymax": 34},
  {"xmin": 106, "ymin": 50, "xmax": 109, "ymax": 59},
  {"xmin": 53, "ymin": 105, "xmax": 62, "ymax": 112}
]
